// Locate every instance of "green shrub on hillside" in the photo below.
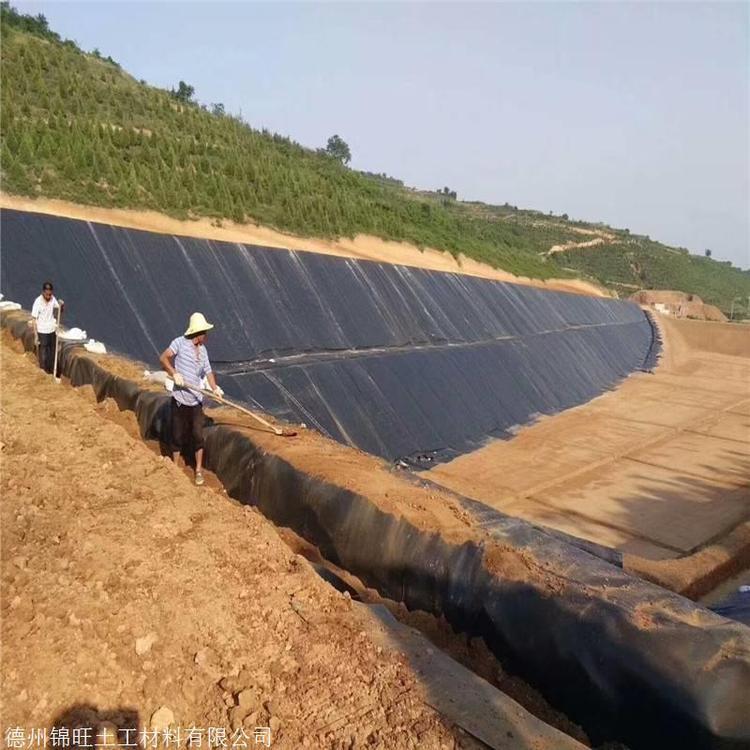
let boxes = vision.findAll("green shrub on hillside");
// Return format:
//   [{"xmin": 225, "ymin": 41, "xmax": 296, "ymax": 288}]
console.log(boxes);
[
  {"xmin": 550, "ymin": 241, "xmax": 750, "ymax": 311},
  {"xmin": 1, "ymin": 1, "xmax": 66, "ymax": 45}
]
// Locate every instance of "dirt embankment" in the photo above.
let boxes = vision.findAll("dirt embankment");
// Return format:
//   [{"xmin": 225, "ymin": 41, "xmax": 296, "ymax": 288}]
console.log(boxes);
[
  {"xmin": 631, "ymin": 290, "xmax": 728, "ymax": 322},
  {"xmin": 0, "ymin": 193, "xmax": 607, "ymax": 299},
  {"xmin": 1, "ymin": 341, "xmax": 465, "ymax": 748},
  {"xmin": 659, "ymin": 315, "xmax": 749, "ymax": 357}
]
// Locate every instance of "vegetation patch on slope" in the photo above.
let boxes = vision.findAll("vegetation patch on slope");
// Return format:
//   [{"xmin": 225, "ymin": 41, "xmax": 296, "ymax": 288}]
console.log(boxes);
[{"xmin": 551, "ymin": 240, "xmax": 750, "ymax": 314}]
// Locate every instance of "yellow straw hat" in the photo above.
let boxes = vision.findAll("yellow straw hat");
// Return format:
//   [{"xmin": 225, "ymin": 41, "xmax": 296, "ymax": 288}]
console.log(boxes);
[{"xmin": 184, "ymin": 312, "xmax": 214, "ymax": 336}]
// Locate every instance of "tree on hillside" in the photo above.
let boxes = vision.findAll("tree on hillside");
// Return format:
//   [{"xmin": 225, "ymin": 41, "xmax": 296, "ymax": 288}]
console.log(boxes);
[
  {"xmin": 325, "ymin": 134, "xmax": 351, "ymax": 165},
  {"xmin": 211, "ymin": 102, "xmax": 225, "ymax": 117},
  {"xmin": 705, "ymin": 249, "xmax": 712, "ymax": 258},
  {"xmin": 2, "ymin": 3, "xmax": 51, "ymax": 39},
  {"xmin": 171, "ymin": 80, "xmax": 194, "ymax": 104}
]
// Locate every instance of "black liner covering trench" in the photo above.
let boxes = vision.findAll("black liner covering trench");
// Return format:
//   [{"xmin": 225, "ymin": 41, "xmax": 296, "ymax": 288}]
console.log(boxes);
[
  {"xmin": 3, "ymin": 313, "xmax": 749, "ymax": 750},
  {"xmin": 1, "ymin": 208, "xmax": 658, "ymax": 464}
]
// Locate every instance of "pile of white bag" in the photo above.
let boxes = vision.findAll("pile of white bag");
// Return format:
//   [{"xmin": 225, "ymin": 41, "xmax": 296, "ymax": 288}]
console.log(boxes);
[
  {"xmin": 58, "ymin": 327, "xmax": 88, "ymax": 341},
  {"xmin": 84, "ymin": 340, "xmax": 107, "ymax": 354},
  {"xmin": 0, "ymin": 297, "xmax": 106, "ymax": 352}
]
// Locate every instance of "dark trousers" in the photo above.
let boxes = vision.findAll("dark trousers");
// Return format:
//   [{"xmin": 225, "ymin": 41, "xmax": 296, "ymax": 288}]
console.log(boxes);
[
  {"xmin": 171, "ymin": 399, "xmax": 205, "ymax": 454},
  {"xmin": 38, "ymin": 332, "xmax": 56, "ymax": 374}
]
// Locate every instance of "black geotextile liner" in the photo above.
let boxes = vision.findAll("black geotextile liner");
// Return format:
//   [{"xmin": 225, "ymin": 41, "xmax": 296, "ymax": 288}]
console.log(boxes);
[
  {"xmin": 642, "ymin": 309, "xmax": 663, "ymax": 371},
  {"xmin": 3, "ymin": 310, "xmax": 748, "ymax": 750},
  {"xmin": 0, "ymin": 208, "xmax": 659, "ymax": 464},
  {"xmin": 223, "ymin": 322, "xmax": 653, "ymax": 463},
  {"xmin": 710, "ymin": 589, "xmax": 750, "ymax": 627}
]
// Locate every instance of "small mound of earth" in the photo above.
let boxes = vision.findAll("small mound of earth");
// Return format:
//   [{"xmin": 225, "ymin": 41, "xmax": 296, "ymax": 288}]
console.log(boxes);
[{"xmin": 630, "ymin": 290, "xmax": 727, "ymax": 322}]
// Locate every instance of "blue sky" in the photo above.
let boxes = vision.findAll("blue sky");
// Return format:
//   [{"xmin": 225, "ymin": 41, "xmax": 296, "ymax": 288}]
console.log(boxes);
[{"xmin": 15, "ymin": 1, "xmax": 750, "ymax": 267}]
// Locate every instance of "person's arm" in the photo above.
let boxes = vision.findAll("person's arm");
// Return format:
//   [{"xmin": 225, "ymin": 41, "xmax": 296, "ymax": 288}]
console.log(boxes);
[
  {"xmin": 52, "ymin": 296, "xmax": 64, "ymax": 327},
  {"xmin": 206, "ymin": 372, "xmax": 224, "ymax": 397},
  {"xmin": 29, "ymin": 299, "xmax": 40, "ymax": 342},
  {"xmin": 159, "ymin": 346, "xmax": 184, "ymax": 386},
  {"xmin": 203, "ymin": 354, "xmax": 223, "ymax": 397}
]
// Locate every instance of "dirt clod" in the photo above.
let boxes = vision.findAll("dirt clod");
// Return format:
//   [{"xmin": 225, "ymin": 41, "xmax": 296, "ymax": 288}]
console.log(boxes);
[{"xmin": 149, "ymin": 706, "xmax": 174, "ymax": 731}]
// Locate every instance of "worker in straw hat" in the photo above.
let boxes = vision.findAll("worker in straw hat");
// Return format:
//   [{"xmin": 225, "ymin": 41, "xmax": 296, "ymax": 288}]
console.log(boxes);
[{"xmin": 159, "ymin": 312, "xmax": 224, "ymax": 486}]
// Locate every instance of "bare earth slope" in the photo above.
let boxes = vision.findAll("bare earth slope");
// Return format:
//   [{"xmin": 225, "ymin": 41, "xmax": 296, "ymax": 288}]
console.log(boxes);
[{"xmin": 0, "ymin": 342, "xmax": 463, "ymax": 749}]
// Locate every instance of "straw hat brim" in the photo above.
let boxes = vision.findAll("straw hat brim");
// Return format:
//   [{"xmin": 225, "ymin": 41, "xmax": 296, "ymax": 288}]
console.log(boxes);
[{"xmin": 184, "ymin": 322, "xmax": 214, "ymax": 336}]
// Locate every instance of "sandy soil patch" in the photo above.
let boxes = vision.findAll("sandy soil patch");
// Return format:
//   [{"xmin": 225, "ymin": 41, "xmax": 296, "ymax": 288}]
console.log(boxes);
[
  {"xmin": 547, "ymin": 238, "xmax": 606, "ymax": 255},
  {"xmin": 0, "ymin": 193, "xmax": 607, "ymax": 298},
  {"xmin": 544, "ymin": 224, "xmax": 616, "ymax": 255},
  {"xmin": 427, "ymin": 316, "xmax": 750, "ymax": 566}
]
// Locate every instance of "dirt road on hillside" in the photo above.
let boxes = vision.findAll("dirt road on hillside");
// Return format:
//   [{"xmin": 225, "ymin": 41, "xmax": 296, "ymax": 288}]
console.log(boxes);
[{"xmin": 0, "ymin": 343, "xmax": 465, "ymax": 749}]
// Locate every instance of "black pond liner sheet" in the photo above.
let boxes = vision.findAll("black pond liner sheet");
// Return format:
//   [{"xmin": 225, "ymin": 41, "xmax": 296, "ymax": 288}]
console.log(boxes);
[
  {"xmin": 710, "ymin": 589, "xmax": 750, "ymax": 627},
  {"xmin": 3, "ymin": 312, "xmax": 748, "ymax": 750},
  {"xmin": 1, "ymin": 208, "xmax": 658, "ymax": 465}
]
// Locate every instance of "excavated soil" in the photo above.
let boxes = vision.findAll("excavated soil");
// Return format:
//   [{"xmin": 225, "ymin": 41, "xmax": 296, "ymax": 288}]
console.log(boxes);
[
  {"xmin": 1, "ymin": 342, "xmax": 472, "ymax": 749},
  {"xmin": 2, "ymin": 335, "xmax": 597, "ymax": 750},
  {"xmin": 630, "ymin": 290, "xmax": 728, "ymax": 323},
  {"xmin": 4, "ymin": 311, "xmax": 743, "ymax": 747},
  {"xmin": 277, "ymin": 531, "xmax": 590, "ymax": 746},
  {"xmin": 0, "ymin": 316, "xmax": 571, "ymax": 580}
]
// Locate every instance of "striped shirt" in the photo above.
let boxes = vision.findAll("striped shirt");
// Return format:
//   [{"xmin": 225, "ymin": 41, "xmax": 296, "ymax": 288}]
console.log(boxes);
[{"xmin": 168, "ymin": 336, "xmax": 212, "ymax": 406}]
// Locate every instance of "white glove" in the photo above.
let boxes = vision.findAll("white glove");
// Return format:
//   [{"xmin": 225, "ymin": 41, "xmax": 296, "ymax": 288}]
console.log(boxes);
[
  {"xmin": 173, "ymin": 372, "xmax": 185, "ymax": 387},
  {"xmin": 213, "ymin": 386, "xmax": 225, "ymax": 399}
]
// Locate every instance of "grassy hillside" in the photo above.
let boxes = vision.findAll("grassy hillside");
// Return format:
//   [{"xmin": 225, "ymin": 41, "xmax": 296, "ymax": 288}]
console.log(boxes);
[
  {"xmin": 1, "ymin": 4, "xmax": 748, "ymax": 311},
  {"xmin": 551, "ymin": 239, "xmax": 749, "ymax": 311}
]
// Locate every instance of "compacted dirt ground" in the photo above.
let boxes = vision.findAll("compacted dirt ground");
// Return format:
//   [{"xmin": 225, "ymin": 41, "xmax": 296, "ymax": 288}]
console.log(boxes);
[
  {"xmin": 1, "ymin": 342, "xmax": 469, "ymax": 749},
  {"xmin": 428, "ymin": 315, "xmax": 750, "ymax": 565}
]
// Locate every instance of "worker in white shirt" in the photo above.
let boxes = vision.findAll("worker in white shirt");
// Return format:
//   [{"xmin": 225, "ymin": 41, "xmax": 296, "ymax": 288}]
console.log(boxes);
[{"xmin": 30, "ymin": 281, "xmax": 65, "ymax": 374}]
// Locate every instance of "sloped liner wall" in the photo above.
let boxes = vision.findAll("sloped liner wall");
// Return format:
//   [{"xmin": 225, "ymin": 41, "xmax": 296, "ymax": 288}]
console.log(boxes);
[
  {"xmin": 1, "ymin": 208, "xmax": 658, "ymax": 464},
  {"xmin": 3, "ymin": 312, "xmax": 747, "ymax": 750}
]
